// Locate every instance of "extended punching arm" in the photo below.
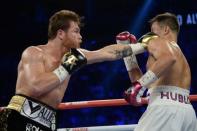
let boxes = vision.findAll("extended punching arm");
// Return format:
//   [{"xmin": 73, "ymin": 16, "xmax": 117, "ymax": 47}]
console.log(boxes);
[{"xmin": 116, "ymin": 32, "xmax": 158, "ymax": 55}]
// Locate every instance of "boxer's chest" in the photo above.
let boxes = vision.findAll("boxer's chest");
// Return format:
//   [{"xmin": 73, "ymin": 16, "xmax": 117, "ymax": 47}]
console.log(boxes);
[{"xmin": 43, "ymin": 55, "xmax": 61, "ymax": 72}]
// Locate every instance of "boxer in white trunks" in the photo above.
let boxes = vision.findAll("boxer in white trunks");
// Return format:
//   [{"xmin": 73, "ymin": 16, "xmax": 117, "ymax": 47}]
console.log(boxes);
[{"xmin": 117, "ymin": 12, "xmax": 197, "ymax": 131}]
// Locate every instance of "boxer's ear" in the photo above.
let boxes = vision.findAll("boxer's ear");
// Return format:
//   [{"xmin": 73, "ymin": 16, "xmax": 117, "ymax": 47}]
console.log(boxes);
[
  {"xmin": 57, "ymin": 29, "xmax": 66, "ymax": 40},
  {"xmin": 163, "ymin": 25, "xmax": 170, "ymax": 35}
]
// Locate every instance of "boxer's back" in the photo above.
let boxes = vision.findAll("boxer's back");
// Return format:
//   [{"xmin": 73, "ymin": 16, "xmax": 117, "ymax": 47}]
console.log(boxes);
[{"xmin": 147, "ymin": 42, "xmax": 191, "ymax": 89}]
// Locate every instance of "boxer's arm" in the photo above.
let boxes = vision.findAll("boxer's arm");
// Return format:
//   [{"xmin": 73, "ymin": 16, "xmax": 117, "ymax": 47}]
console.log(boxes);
[
  {"xmin": 147, "ymin": 38, "xmax": 176, "ymax": 78},
  {"xmin": 79, "ymin": 44, "xmax": 133, "ymax": 64},
  {"xmin": 128, "ymin": 66, "xmax": 143, "ymax": 82},
  {"xmin": 115, "ymin": 31, "xmax": 143, "ymax": 82},
  {"xmin": 124, "ymin": 38, "xmax": 176, "ymax": 105},
  {"xmin": 21, "ymin": 47, "xmax": 62, "ymax": 96},
  {"xmin": 79, "ymin": 32, "xmax": 159, "ymax": 64}
]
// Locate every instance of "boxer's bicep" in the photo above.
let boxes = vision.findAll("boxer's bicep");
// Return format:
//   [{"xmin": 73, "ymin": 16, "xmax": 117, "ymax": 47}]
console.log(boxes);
[
  {"xmin": 20, "ymin": 47, "xmax": 64, "ymax": 97},
  {"xmin": 147, "ymin": 39, "xmax": 176, "ymax": 77},
  {"xmin": 79, "ymin": 45, "xmax": 127, "ymax": 64},
  {"xmin": 80, "ymin": 49, "xmax": 109, "ymax": 64},
  {"xmin": 79, "ymin": 44, "xmax": 133, "ymax": 64},
  {"xmin": 78, "ymin": 48, "xmax": 99, "ymax": 64}
]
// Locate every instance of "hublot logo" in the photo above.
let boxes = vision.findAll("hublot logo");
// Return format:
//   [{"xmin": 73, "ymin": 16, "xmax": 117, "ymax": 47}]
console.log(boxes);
[{"xmin": 160, "ymin": 91, "xmax": 190, "ymax": 104}]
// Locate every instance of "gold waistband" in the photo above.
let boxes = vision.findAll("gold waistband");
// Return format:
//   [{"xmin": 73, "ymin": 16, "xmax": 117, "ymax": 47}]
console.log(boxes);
[{"xmin": 7, "ymin": 95, "xmax": 26, "ymax": 112}]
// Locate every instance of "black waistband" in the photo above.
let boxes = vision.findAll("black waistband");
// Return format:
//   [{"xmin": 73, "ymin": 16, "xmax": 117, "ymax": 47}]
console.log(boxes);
[{"xmin": 7, "ymin": 94, "xmax": 57, "ymax": 130}]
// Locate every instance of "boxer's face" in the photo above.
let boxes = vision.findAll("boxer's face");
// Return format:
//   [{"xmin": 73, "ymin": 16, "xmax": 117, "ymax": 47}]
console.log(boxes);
[{"xmin": 63, "ymin": 21, "xmax": 82, "ymax": 48}]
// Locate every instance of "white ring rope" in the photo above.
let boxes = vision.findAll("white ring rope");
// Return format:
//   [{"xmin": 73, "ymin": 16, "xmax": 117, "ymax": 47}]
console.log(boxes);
[{"xmin": 57, "ymin": 124, "xmax": 137, "ymax": 131}]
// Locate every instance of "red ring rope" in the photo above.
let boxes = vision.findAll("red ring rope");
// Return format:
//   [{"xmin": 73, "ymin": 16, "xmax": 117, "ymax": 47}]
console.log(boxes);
[
  {"xmin": 1, "ymin": 95, "xmax": 197, "ymax": 110},
  {"xmin": 58, "ymin": 95, "xmax": 197, "ymax": 110}
]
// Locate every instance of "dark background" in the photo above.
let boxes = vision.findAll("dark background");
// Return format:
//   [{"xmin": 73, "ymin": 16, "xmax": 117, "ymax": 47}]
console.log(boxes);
[{"xmin": 0, "ymin": 0, "xmax": 197, "ymax": 129}]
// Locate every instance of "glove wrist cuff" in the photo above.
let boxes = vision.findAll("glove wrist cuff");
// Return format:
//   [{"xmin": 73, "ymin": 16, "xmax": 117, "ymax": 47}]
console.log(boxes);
[
  {"xmin": 129, "ymin": 44, "xmax": 146, "ymax": 55},
  {"xmin": 53, "ymin": 65, "xmax": 70, "ymax": 83}
]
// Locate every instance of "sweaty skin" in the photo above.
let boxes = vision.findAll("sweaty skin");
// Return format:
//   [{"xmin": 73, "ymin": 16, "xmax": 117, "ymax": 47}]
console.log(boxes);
[
  {"xmin": 15, "ymin": 21, "xmax": 133, "ymax": 108},
  {"xmin": 128, "ymin": 21, "xmax": 191, "ymax": 90},
  {"xmin": 147, "ymin": 38, "xmax": 191, "ymax": 89},
  {"xmin": 147, "ymin": 21, "xmax": 191, "ymax": 89}
]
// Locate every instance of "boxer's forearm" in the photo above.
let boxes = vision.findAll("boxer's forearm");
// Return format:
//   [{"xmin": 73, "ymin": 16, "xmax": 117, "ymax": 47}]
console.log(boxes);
[
  {"xmin": 99, "ymin": 44, "xmax": 133, "ymax": 59},
  {"xmin": 128, "ymin": 67, "xmax": 143, "ymax": 82}
]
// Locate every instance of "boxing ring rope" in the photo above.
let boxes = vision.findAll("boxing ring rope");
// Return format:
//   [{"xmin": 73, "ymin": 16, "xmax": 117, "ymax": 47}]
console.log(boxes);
[
  {"xmin": 0, "ymin": 95, "xmax": 197, "ymax": 130},
  {"xmin": 58, "ymin": 124, "xmax": 137, "ymax": 131},
  {"xmin": 56, "ymin": 95, "xmax": 197, "ymax": 131},
  {"xmin": 58, "ymin": 95, "xmax": 197, "ymax": 110},
  {"xmin": 58, "ymin": 98, "xmax": 147, "ymax": 110}
]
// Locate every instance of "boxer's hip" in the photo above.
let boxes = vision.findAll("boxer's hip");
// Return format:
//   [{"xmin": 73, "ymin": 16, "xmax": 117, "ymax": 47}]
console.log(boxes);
[
  {"xmin": 6, "ymin": 94, "xmax": 57, "ymax": 131},
  {"xmin": 148, "ymin": 86, "xmax": 191, "ymax": 107}
]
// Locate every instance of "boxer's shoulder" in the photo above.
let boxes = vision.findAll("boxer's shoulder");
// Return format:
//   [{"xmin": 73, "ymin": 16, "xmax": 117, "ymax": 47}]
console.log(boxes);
[{"xmin": 22, "ymin": 46, "xmax": 44, "ymax": 60}]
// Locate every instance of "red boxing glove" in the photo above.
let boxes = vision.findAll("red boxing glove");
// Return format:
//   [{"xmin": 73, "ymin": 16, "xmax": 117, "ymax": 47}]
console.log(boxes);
[
  {"xmin": 116, "ymin": 31, "xmax": 137, "ymax": 44},
  {"xmin": 124, "ymin": 81, "xmax": 146, "ymax": 106},
  {"xmin": 116, "ymin": 31, "xmax": 139, "ymax": 71}
]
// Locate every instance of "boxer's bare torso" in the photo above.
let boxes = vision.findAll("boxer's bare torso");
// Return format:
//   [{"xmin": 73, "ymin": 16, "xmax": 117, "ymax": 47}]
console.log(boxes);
[
  {"xmin": 147, "ymin": 41, "xmax": 191, "ymax": 90},
  {"xmin": 16, "ymin": 45, "xmax": 70, "ymax": 108}
]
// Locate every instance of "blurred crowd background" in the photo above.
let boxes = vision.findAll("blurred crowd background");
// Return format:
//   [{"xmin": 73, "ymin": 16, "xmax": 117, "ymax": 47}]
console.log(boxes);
[{"xmin": 0, "ymin": 0, "xmax": 197, "ymax": 128}]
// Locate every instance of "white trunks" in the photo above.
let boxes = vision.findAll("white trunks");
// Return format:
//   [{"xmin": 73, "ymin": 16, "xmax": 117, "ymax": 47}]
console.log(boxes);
[{"xmin": 134, "ymin": 86, "xmax": 197, "ymax": 131}]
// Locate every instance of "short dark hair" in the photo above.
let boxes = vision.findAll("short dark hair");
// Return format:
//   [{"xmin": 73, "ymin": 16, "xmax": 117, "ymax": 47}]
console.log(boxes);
[
  {"xmin": 48, "ymin": 10, "xmax": 81, "ymax": 40},
  {"xmin": 149, "ymin": 12, "xmax": 180, "ymax": 34}
]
